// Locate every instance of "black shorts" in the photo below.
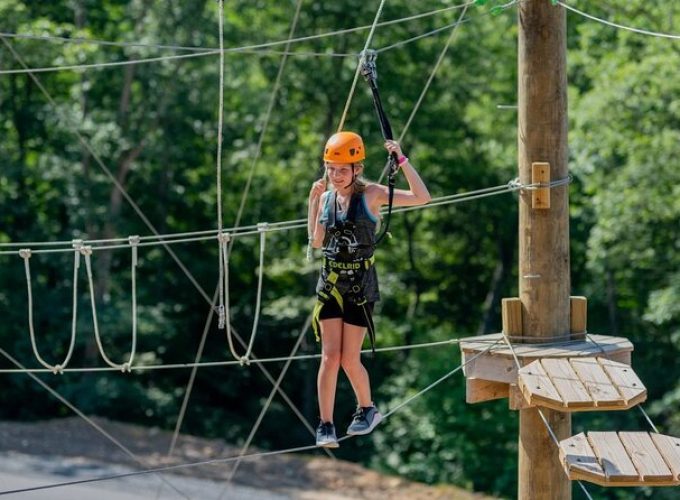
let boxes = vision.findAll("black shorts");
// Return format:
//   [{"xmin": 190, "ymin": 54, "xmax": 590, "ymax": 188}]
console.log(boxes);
[{"xmin": 318, "ymin": 298, "xmax": 375, "ymax": 328}]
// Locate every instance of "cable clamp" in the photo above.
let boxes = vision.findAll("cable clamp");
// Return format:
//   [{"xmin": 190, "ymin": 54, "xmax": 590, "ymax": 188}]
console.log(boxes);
[
  {"xmin": 359, "ymin": 49, "xmax": 378, "ymax": 82},
  {"xmin": 257, "ymin": 222, "xmax": 269, "ymax": 232},
  {"xmin": 514, "ymin": 175, "xmax": 573, "ymax": 191},
  {"xmin": 19, "ymin": 248, "xmax": 32, "ymax": 260},
  {"xmin": 129, "ymin": 236, "xmax": 140, "ymax": 266},
  {"xmin": 507, "ymin": 177, "xmax": 522, "ymax": 189},
  {"xmin": 217, "ymin": 304, "xmax": 226, "ymax": 329}
]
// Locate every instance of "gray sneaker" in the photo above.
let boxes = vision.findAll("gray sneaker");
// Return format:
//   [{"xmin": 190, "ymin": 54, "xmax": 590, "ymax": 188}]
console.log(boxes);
[
  {"xmin": 346, "ymin": 405, "xmax": 382, "ymax": 436},
  {"xmin": 316, "ymin": 421, "xmax": 339, "ymax": 448}
]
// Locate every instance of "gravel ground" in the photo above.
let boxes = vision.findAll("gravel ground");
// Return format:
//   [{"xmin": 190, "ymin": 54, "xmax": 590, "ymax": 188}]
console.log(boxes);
[{"xmin": 0, "ymin": 418, "xmax": 493, "ymax": 499}]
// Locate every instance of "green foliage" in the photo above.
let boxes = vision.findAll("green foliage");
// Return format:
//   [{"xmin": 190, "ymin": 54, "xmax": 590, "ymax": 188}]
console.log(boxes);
[{"xmin": 0, "ymin": 1, "xmax": 679, "ymax": 498}]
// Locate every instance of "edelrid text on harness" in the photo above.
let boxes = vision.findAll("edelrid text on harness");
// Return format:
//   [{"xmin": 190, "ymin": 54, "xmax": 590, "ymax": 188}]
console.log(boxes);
[{"xmin": 312, "ymin": 192, "xmax": 377, "ymax": 353}]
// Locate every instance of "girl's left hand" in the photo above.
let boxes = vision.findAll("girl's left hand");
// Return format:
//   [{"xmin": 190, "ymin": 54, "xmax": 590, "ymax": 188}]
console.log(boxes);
[{"xmin": 384, "ymin": 140, "xmax": 403, "ymax": 158}]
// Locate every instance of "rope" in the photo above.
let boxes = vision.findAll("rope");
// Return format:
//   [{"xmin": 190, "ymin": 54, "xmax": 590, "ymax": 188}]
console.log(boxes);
[
  {"xmin": 216, "ymin": 0, "xmax": 227, "ymax": 330},
  {"xmin": 222, "ymin": 314, "xmax": 313, "ymax": 490},
  {"xmin": 167, "ymin": 282, "xmax": 218, "ymax": 457},
  {"xmin": 0, "ymin": 3, "xmax": 474, "ymax": 54},
  {"xmin": 586, "ymin": 333, "xmax": 661, "ymax": 434},
  {"xmin": 81, "ymin": 239, "xmax": 139, "ymax": 372},
  {"xmin": 0, "ymin": 347, "xmax": 190, "ymax": 499},
  {"xmin": 0, "ymin": 177, "xmax": 549, "ymax": 255},
  {"xmin": 394, "ymin": 1, "xmax": 472, "ymax": 140},
  {"xmin": 337, "ymin": 0, "xmax": 389, "ymax": 132},
  {"xmin": 377, "ymin": 0, "xmax": 516, "ymax": 184},
  {"xmin": 0, "ymin": 50, "xmax": 220, "ymax": 75},
  {"xmin": 20, "ymin": 248, "xmax": 79, "ymax": 374},
  {"xmin": 0, "ymin": 38, "xmax": 214, "ymax": 309},
  {"xmin": 501, "ymin": 333, "xmax": 595, "ymax": 498},
  {"xmin": 3, "ymin": 27, "xmax": 323, "ymax": 496},
  {"xmin": 224, "ymin": 224, "xmax": 268, "ymax": 364},
  {"xmin": 230, "ymin": 0, "xmax": 304, "ymax": 234},
  {"xmin": 222, "ymin": 0, "xmax": 303, "ymax": 330},
  {"xmin": 0, "ymin": 336, "xmax": 499, "ymax": 497},
  {"xmin": 0, "ymin": 4, "xmax": 501, "ymax": 76},
  {"xmin": 558, "ymin": 2, "xmax": 680, "ymax": 41},
  {"xmin": 0, "ymin": 337, "xmax": 469, "ymax": 374},
  {"xmin": 153, "ymin": 281, "xmax": 220, "ymax": 500},
  {"xmin": 381, "ymin": 338, "xmax": 502, "ymax": 420}
]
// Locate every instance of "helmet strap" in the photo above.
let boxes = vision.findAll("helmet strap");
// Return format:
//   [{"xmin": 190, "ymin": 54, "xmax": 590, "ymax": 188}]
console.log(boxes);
[{"xmin": 343, "ymin": 163, "xmax": 356, "ymax": 190}]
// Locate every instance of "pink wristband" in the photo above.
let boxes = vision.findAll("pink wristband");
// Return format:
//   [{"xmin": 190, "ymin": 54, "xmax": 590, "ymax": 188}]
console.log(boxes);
[{"xmin": 398, "ymin": 155, "xmax": 408, "ymax": 165}]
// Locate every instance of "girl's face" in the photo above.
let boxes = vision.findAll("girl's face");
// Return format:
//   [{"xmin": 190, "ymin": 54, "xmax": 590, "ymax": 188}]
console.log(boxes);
[{"xmin": 325, "ymin": 162, "xmax": 362, "ymax": 189}]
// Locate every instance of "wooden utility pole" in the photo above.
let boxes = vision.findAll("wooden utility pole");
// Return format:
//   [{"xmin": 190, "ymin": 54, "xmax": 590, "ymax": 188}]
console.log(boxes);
[{"xmin": 518, "ymin": 0, "xmax": 570, "ymax": 499}]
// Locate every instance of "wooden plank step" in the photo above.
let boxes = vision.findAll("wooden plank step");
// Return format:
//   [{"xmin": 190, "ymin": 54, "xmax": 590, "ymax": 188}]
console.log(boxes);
[
  {"xmin": 570, "ymin": 357, "xmax": 625, "ymax": 408},
  {"xmin": 589, "ymin": 432, "xmax": 639, "ymax": 482},
  {"xmin": 650, "ymin": 434, "xmax": 680, "ymax": 481},
  {"xmin": 560, "ymin": 432, "xmax": 680, "ymax": 487},
  {"xmin": 620, "ymin": 432, "xmax": 673, "ymax": 482},
  {"xmin": 517, "ymin": 357, "xmax": 646, "ymax": 411},
  {"xmin": 560, "ymin": 432, "xmax": 606, "ymax": 483},
  {"xmin": 599, "ymin": 358, "xmax": 647, "ymax": 407},
  {"xmin": 540, "ymin": 358, "xmax": 592, "ymax": 408},
  {"xmin": 516, "ymin": 358, "xmax": 563, "ymax": 407}
]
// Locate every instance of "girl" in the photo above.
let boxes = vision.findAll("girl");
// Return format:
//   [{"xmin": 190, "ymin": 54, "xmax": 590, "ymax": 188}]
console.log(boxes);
[{"xmin": 307, "ymin": 131, "xmax": 431, "ymax": 448}]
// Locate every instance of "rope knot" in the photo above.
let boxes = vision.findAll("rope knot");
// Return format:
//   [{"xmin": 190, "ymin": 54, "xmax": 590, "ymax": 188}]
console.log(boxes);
[
  {"xmin": 79, "ymin": 245, "xmax": 93, "ymax": 257},
  {"xmin": 120, "ymin": 362, "xmax": 132, "ymax": 373},
  {"xmin": 52, "ymin": 364, "xmax": 64, "ymax": 375},
  {"xmin": 238, "ymin": 356, "xmax": 250, "ymax": 366},
  {"xmin": 128, "ymin": 235, "xmax": 140, "ymax": 247},
  {"xmin": 218, "ymin": 232, "xmax": 231, "ymax": 244},
  {"xmin": 256, "ymin": 222, "xmax": 269, "ymax": 232},
  {"xmin": 19, "ymin": 248, "xmax": 32, "ymax": 260}
]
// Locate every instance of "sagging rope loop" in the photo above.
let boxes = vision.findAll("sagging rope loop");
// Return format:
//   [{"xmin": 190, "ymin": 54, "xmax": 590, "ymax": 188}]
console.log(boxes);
[
  {"xmin": 20, "ymin": 244, "xmax": 80, "ymax": 374},
  {"xmin": 223, "ymin": 223, "xmax": 268, "ymax": 365},
  {"xmin": 82, "ymin": 238, "xmax": 139, "ymax": 372}
]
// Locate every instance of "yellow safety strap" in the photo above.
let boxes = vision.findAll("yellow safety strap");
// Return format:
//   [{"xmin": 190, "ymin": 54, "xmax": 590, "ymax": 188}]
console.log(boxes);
[{"xmin": 312, "ymin": 271, "xmax": 344, "ymax": 342}]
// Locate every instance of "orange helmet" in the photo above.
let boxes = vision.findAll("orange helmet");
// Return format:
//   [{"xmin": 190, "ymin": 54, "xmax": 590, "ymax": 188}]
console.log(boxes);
[{"xmin": 323, "ymin": 131, "xmax": 365, "ymax": 163}]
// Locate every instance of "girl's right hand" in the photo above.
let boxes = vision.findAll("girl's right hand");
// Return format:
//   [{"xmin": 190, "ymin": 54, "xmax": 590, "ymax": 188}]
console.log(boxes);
[{"xmin": 309, "ymin": 178, "xmax": 326, "ymax": 201}]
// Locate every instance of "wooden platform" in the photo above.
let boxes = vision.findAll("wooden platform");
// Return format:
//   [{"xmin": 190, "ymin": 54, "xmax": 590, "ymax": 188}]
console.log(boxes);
[
  {"xmin": 517, "ymin": 357, "xmax": 646, "ymax": 412},
  {"xmin": 560, "ymin": 432, "xmax": 680, "ymax": 487},
  {"xmin": 460, "ymin": 333, "xmax": 634, "ymax": 385}
]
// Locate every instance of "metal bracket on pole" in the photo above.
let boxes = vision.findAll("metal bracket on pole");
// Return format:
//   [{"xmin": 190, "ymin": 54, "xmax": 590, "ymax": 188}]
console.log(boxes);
[{"xmin": 531, "ymin": 162, "xmax": 551, "ymax": 209}]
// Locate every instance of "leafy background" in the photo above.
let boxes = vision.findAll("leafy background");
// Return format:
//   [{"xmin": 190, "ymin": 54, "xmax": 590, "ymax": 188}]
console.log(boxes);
[{"xmin": 0, "ymin": 1, "xmax": 678, "ymax": 498}]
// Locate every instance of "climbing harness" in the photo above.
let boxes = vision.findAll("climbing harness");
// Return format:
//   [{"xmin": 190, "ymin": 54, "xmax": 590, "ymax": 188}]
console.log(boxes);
[
  {"xmin": 312, "ymin": 192, "xmax": 377, "ymax": 353},
  {"xmin": 360, "ymin": 49, "xmax": 399, "ymax": 247}
]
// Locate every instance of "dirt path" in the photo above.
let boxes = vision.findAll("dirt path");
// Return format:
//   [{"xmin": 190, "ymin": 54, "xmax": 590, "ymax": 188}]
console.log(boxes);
[{"xmin": 0, "ymin": 418, "xmax": 493, "ymax": 499}]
